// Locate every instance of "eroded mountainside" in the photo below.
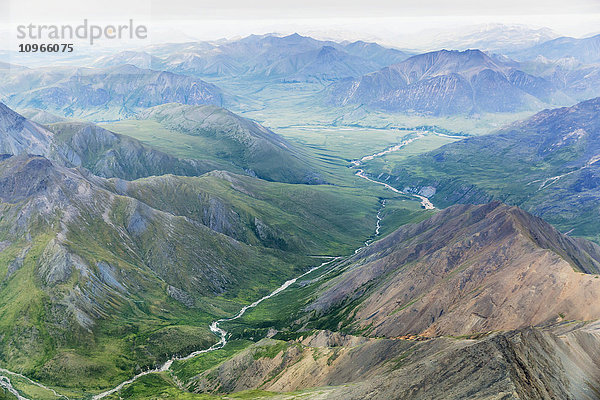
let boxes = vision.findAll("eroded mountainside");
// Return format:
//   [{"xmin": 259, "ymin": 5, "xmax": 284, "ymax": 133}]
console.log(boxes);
[
  {"xmin": 0, "ymin": 154, "xmax": 319, "ymax": 388},
  {"xmin": 180, "ymin": 323, "xmax": 600, "ymax": 400},
  {"xmin": 306, "ymin": 202, "xmax": 600, "ymax": 337}
]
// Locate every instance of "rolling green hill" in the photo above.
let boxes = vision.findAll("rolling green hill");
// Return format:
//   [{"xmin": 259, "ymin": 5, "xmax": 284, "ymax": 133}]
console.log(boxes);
[
  {"xmin": 46, "ymin": 121, "xmax": 228, "ymax": 180},
  {"xmin": 0, "ymin": 102, "xmax": 228, "ymax": 181},
  {"xmin": 104, "ymin": 103, "xmax": 323, "ymax": 184},
  {"xmin": 110, "ymin": 170, "xmax": 392, "ymax": 255},
  {"xmin": 0, "ymin": 102, "xmax": 324, "ymax": 185}
]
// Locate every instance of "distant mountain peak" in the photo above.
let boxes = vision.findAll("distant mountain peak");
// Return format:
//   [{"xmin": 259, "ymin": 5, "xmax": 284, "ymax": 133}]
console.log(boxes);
[
  {"xmin": 411, "ymin": 48, "xmax": 495, "ymax": 66},
  {"xmin": 515, "ymin": 33, "xmax": 600, "ymax": 63},
  {"xmin": 285, "ymin": 32, "xmax": 304, "ymax": 39}
]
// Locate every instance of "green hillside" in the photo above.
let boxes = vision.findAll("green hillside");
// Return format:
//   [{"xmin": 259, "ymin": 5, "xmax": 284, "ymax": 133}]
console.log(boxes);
[
  {"xmin": 359, "ymin": 98, "xmax": 600, "ymax": 243},
  {"xmin": 104, "ymin": 104, "xmax": 323, "ymax": 184}
]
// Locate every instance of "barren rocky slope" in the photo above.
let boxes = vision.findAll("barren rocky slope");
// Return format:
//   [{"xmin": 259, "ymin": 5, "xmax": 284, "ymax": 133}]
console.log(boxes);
[
  {"xmin": 184, "ymin": 323, "xmax": 600, "ymax": 400},
  {"xmin": 307, "ymin": 202, "xmax": 600, "ymax": 337}
]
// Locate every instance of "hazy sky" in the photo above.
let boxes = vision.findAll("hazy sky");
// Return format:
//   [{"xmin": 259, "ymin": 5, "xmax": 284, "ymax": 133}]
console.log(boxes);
[
  {"xmin": 3, "ymin": 0, "xmax": 600, "ymax": 21},
  {"xmin": 1, "ymin": 0, "xmax": 600, "ymax": 48}
]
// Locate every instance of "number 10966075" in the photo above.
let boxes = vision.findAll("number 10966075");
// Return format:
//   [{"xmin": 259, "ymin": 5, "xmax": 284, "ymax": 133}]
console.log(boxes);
[{"xmin": 18, "ymin": 43, "xmax": 73, "ymax": 52}]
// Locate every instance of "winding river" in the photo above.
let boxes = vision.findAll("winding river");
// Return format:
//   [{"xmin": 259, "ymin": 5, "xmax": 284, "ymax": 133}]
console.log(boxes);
[
  {"xmin": 92, "ymin": 257, "xmax": 340, "ymax": 400},
  {"xmin": 355, "ymin": 169, "xmax": 434, "ymax": 210},
  {"xmin": 0, "ymin": 368, "xmax": 66, "ymax": 400},
  {"xmin": 92, "ymin": 135, "xmax": 436, "ymax": 397},
  {"xmin": 350, "ymin": 138, "xmax": 435, "ymax": 210},
  {"xmin": 0, "ymin": 375, "xmax": 28, "ymax": 400},
  {"xmin": 0, "ymin": 258, "xmax": 340, "ymax": 400}
]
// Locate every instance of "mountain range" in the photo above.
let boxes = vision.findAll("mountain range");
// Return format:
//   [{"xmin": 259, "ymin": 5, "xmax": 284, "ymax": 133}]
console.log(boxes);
[
  {"xmin": 2, "ymin": 28, "xmax": 600, "ymax": 400},
  {"xmin": 4, "ymin": 32, "xmax": 600, "ymax": 120},
  {"xmin": 0, "ymin": 65, "xmax": 225, "ymax": 120},
  {"xmin": 97, "ymin": 34, "xmax": 410, "ymax": 82},
  {"xmin": 328, "ymin": 49, "xmax": 573, "ymax": 115},
  {"xmin": 513, "ymin": 34, "xmax": 600, "ymax": 64}
]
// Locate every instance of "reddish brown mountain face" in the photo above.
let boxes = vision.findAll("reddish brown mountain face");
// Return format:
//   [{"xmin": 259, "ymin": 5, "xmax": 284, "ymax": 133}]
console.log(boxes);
[{"xmin": 309, "ymin": 202, "xmax": 600, "ymax": 337}]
